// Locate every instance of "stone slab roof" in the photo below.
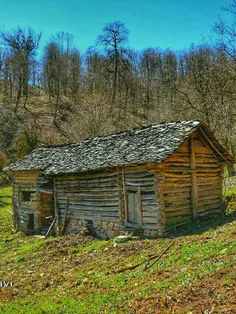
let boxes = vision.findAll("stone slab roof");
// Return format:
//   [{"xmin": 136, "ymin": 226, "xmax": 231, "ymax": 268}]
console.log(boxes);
[{"xmin": 4, "ymin": 120, "xmax": 233, "ymax": 175}]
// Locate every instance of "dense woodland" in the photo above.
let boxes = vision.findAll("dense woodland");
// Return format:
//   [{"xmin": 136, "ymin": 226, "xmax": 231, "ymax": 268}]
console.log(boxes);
[{"xmin": 0, "ymin": 1, "xmax": 236, "ymax": 175}]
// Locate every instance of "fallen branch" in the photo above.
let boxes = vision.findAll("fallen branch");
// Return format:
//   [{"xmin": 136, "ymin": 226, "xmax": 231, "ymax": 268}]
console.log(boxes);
[
  {"xmin": 116, "ymin": 261, "xmax": 144, "ymax": 274},
  {"xmin": 116, "ymin": 240, "xmax": 175, "ymax": 274},
  {"xmin": 144, "ymin": 241, "xmax": 175, "ymax": 270}
]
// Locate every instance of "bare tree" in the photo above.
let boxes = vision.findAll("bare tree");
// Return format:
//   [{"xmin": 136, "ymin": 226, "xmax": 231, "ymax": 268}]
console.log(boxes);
[
  {"xmin": 139, "ymin": 48, "xmax": 163, "ymax": 116},
  {"xmin": 97, "ymin": 21, "xmax": 129, "ymax": 104},
  {"xmin": 1, "ymin": 27, "xmax": 41, "ymax": 113},
  {"xmin": 214, "ymin": 0, "xmax": 236, "ymax": 60},
  {"xmin": 42, "ymin": 32, "xmax": 82, "ymax": 139},
  {"xmin": 84, "ymin": 46, "xmax": 106, "ymax": 94}
]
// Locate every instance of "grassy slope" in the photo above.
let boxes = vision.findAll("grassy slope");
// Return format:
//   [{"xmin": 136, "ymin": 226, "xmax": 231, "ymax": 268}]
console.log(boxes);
[{"xmin": 0, "ymin": 187, "xmax": 235, "ymax": 314}]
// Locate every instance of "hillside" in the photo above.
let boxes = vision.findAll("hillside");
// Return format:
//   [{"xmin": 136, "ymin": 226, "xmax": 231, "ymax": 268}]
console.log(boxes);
[
  {"xmin": 0, "ymin": 84, "xmax": 151, "ymax": 168},
  {"xmin": 0, "ymin": 187, "xmax": 235, "ymax": 314}
]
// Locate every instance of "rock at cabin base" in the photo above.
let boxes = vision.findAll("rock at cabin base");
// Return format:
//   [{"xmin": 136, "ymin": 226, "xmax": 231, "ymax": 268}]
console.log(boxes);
[{"xmin": 113, "ymin": 235, "xmax": 133, "ymax": 243}]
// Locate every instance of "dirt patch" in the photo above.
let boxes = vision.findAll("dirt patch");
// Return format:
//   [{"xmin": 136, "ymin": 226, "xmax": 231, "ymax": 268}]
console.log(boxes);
[
  {"xmin": 42, "ymin": 233, "xmax": 97, "ymax": 250},
  {"xmin": 132, "ymin": 268, "xmax": 236, "ymax": 314}
]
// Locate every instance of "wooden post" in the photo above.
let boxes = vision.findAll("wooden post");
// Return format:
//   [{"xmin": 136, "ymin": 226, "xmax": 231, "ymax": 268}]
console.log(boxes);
[
  {"xmin": 61, "ymin": 197, "xmax": 69, "ymax": 235},
  {"xmin": 219, "ymin": 164, "xmax": 226, "ymax": 212},
  {"xmin": 137, "ymin": 186, "xmax": 143, "ymax": 227},
  {"xmin": 13, "ymin": 184, "xmax": 20, "ymax": 232},
  {"xmin": 53, "ymin": 178, "xmax": 60, "ymax": 236},
  {"xmin": 155, "ymin": 165, "xmax": 166, "ymax": 236},
  {"xmin": 36, "ymin": 178, "xmax": 42, "ymax": 232},
  {"xmin": 117, "ymin": 169, "xmax": 124, "ymax": 222},
  {"xmin": 189, "ymin": 136, "xmax": 198, "ymax": 219},
  {"xmin": 122, "ymin": 167, "xmax": 128, "ymax": 223}
]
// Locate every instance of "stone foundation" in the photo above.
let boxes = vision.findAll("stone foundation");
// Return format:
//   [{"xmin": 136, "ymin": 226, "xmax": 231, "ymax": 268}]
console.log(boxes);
[
  {"xmin": 64, "ymin": 218, "xmax": 160, "ymax": 239},
  {"xmin": 143, "ymin": 229, "xmax": 159, "ymax": 237},
  {"xmin": 64, "ymin": 218, "xmax": 126, "ymax": 239}
]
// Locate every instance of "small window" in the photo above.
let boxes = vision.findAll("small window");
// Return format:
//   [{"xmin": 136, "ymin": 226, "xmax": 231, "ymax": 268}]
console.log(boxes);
[{"xmin": 21, "ymin": 191, "xmax": 33, "ymax": 202}]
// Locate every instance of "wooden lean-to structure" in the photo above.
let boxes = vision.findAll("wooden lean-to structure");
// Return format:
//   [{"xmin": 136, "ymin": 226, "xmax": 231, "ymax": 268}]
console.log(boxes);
[{"xmin": 4, "ymin": 121, "xmax": 234, "ymax": 238}]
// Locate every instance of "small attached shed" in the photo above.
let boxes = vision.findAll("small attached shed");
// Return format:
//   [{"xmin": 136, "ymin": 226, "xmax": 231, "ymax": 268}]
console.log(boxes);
[{"xmin": 4, "ymin": 121, "xmax": 234, "ymax": 238}]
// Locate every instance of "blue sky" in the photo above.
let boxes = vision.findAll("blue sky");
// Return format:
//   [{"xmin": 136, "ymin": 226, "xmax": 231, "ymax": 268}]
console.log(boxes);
[{"xmin": 0, "ymin": 0, "xmax": 231, "ymax": 56}]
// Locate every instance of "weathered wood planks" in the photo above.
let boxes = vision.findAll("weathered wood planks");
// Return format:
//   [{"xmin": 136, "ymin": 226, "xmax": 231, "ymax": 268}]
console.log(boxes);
[{"xmin": 10, "ymin": 128, "xmax": 227, "ymax": 238}]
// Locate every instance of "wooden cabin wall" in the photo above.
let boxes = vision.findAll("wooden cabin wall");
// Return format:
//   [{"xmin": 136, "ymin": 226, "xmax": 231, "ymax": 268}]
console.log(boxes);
[
  {"xmin": 39, "ymin": 192, "xmax": 54, "ymax": 217},
  {"xmin": 160, "ymin": 132, "xmax": 225, "ymax": 227},
  {"xmin": 162, "ymin": 140, "xmax": 193, "ymax": 225},
  {"xmin": 54, "ymin": 170, "xmax": 123, "ymax": 238},
  {"xmin": 11, "ymin": 171, "xmax": 55, "ymax": 234},
  {"xmin": 122, "ymin": 165, "xmax": 161, "ymax": 237},
  {"xmin": 12, "ymin": 171, "xmax": 40, "ymax": 233},
  {"xmin": 55, "ymin": 165, "xmax": 163, "ymax": 238},
  {"xmin": 194, "ymin": 136, "xmax": 224, "ymax": 216}
]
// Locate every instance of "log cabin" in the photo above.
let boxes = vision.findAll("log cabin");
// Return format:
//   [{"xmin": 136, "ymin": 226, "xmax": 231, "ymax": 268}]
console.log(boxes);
[{"xmin": 4, "ymin": 121, "xmax": 234, "ymax": 238}]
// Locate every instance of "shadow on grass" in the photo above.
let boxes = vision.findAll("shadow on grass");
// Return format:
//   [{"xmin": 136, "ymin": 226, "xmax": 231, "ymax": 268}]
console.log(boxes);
[{"xmin": 165, "ymin": 210, "xmax": 236, "ymax": 238}]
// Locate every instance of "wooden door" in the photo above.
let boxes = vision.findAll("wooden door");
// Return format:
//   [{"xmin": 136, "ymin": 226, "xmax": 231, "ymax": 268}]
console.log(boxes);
[{"xmin": 128, "ymin": 190, "xmax": 139, "ymax": 224}]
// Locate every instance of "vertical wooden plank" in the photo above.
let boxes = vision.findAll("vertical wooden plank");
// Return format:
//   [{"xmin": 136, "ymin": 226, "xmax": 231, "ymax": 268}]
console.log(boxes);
[
  {"xmin": 134, "ymin": 192, "xmax": 138, "ymax": 223},
  {"xmin": 14, "ymin": 184, "xmax": 20, "ymax": 232},
  {"xmin": 155, "ymin": 165, "xmax": 166, "ymax": 235},
  {"xmin": 54, "ymin": 178, "xmax": 60, "ymax": 235},
  {"xmin": 36, "ymin": 178, "xmax": 41, "ymax": 231},
  {"xmin": 137, "ymin": 186, "xmax": 143, "ymax": 227},
  {"xmin": 189, "ymin": 136, "xmax": 198, "ymax": 219},
  {"xmin": 128, "ymin": 191, "xmax": 134, "ymax": 223},
  {"xmin": 61, "ymin": 197, "xmax": 69, "ymax": 235},
  {"xmin": 117, "ymin": 170, "xmax": 124, "ymax": 222},
  {"xmin": 122, "ymin": 167, "xmax": 128, "ymax": 223},
  {"xmin": 219, "ymin": 164, "xmax": 226, "ymax": 212}
]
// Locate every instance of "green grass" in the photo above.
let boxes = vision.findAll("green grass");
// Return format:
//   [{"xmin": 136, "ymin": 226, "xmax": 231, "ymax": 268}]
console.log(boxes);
[
  {"xmin": 0, "ymin": 186, "xmax": 235, "ymax": 313},
  {"xmin": 224, "ymin": 186, "xmax": 236, "ymax": 197},
  {"xmin": 223, "ymin": 175, "xmax": 236, "ymax": 197}
]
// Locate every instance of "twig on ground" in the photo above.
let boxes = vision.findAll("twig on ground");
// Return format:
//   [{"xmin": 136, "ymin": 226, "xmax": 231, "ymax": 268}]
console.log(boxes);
[
  {"xmin": 116, "ymin": 240, "xmax": 175, "ymax": 274},
  {"xmin": 144, "ymin": 241, "xmax": 175, "ymax": 270}
]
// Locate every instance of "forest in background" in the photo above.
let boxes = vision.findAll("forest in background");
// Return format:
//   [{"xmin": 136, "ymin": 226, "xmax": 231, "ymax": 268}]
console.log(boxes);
[{"xmin": 0, "ymin": 1, "xmax": 236, "ymax": 175}]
